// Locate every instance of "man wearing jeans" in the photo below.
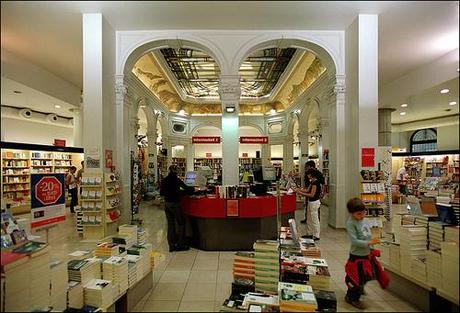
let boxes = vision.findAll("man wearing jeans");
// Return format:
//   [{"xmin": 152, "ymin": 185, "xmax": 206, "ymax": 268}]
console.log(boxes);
[{"xmin": 160, "ymin": 165, "xmax": 194, "ymax": 252}]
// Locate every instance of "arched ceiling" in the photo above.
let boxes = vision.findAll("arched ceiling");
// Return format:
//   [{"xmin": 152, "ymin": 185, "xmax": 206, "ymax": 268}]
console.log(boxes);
[{"xmin": 132, "ymin": 47, "xmax": 325, "ymax": 114}]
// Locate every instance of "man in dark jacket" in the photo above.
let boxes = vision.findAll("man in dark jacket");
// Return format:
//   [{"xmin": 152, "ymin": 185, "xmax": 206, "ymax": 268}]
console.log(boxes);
[
  {"xmin": 160, "ymin": 165, "xmax": 194, "ymax": 252},
  {"xmin": 301, "ymin": 160, "xmax": 325, "ymax": 224}
]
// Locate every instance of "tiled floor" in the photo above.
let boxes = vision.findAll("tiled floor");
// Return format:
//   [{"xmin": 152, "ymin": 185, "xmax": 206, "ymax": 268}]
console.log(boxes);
[{"xmin": 25, "ymin": 199, "xmax": 422, "ymax": 312}]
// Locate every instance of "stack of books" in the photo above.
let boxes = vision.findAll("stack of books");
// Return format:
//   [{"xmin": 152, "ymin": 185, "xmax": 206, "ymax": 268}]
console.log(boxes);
[
  {"xmin": 428, "ymin": 222, "xmax": 448, "ymax": 251},
  {"xmin": 278, "ymin": 282, "xmax": 317, "ymax": 312},
  {"xmin": 233, "ymin": 252, "xmax": 255, "ymax": 281},
  {"xmin": 127, "ymin": 243, "xmax": 152, "ymax": 276},
  {"xmin": 444, "ymin": 226, "xmax": 459, "ymax": 244},
  {"xmin": 399, "ymin": 225, "xmax": 427, "ymax": 276},
  {"xmin": 392, "ymin": 213, "xmax": 405, "ymax": 244},
  {"xmin": 401, "ymin": 215, "xmax": 416, "ymax": 225},
  {"xmin": 126, "ymin": 254, "xmax": 141, "ymax": 287},
  {"xmin": 103, "ymin": 256, "xmax": 129, "ymax": 296},
  {"xmin": 389, "ymin": 243, "xmax": 401, "ymax": 270},
  {"xmin": 68, "ymin": 250, "xmax": 92, "ymax": 261},
  {"xmin": 94, "ymin": 242, "xmax": 120, "ymax": 257},
  {"xmin": 67, "ymin": 258, "xmax": 101, "ymax": 286},
  {"xmin": 441, "ymin": 241, "xmax": 459, "ymax": 301},
  {"xmin": 304, "ymin": 258, "xmax": 331, "ymax": 291},
  {"xmin": 67, "ymin": 281, "xmax": 84, "ymax": 309},
  {"xmin": 426, "ymin": 250, "xmax": 442, "ymax": 289},
  {"xmin": 299, "ymin": 238, "xmax": 321, "ymax": 257},
  {"xmin": 84, "ymin": 279, "xmax": 114, "ymax": 309},
  {"xmin": 242, "ymin": 292, "xmax": 279, "ymax": 311},
  {"xmin": 137, "ymin": 226, "xmax": 148, "ymax": 245},
  {"xmin": 411, "ymin": 256, "xmax": 427, "ymax": 283},
  {"xmin": 314, "ymin": 290, "xmax": 337, "ymax": 312},
  {"xmin": 1, "ymin": 247, "xmax": 50, "ymax": 312},
  {"xmin": 253, "ymin": 240, "xmax": 280, "ymax": 294},
  {"xmin": 112, "ymin": 234, "xmax": 136, "ymax": 249},
  {"xmin": 119, "ymin": 224, "xmax": 138, "ymax": 242},
  {"xmin": 281, "ymin": 253, "xmax": 308, "ymax": 284},
  {"xmin": 50, "ymin": 260, "xmax": 68, "ymax": 311}
]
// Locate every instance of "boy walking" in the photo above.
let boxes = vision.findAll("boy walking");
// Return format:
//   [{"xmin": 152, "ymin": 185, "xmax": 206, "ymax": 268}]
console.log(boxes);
[{"xmin": 344, "ymin": 198, "xmax": 388, "ymax": 309}]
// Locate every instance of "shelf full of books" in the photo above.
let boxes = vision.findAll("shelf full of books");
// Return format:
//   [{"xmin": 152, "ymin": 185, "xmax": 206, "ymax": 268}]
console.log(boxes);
[
  {"xmin": 270, "ymin": 159, "xmax": 283, "ymax": 180},
  {"xmin": 171, "ymin": 157, "xmax": 186, "ymax": 179},
  {"xmin": 80, "ymin": 171, "xmax": 121, "ymax": 240},
  {"xmin": 157, "ymin": 155, "xmax": 168, "ymax": 180},
  {"xmin": 360, "ymin": 170, "xmax": 386, "ymax": 238},
  {"xmin": 1, "ymin": 147, "xmax": 84, "ymax": 213},
  {"xmin": 322, "ymin": 149, "xmax": 329, "ymax": 194},
  {"xmin": 239, "ymin": 157, "xmax": 262, "ymax": 173},
  {"xmin": 194, "ymin": 158, "xmax": 222, "ymax": 179},
  {"xmin": 223, "ymin": 223, "xmax": 337, "ymax": 312}
]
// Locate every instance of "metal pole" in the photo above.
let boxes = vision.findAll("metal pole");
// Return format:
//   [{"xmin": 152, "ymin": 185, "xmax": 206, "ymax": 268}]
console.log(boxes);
[{"xmin": 276, "ymin": 181, "xmax": 281, "ymax": 239}]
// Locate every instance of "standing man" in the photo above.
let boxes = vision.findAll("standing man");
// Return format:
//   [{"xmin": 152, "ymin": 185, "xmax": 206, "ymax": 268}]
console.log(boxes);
[
  {"xmin": 396, "ymin": 165, "xmax": 408, "ymax": 195},
  {"xmin": 160, "ymin": 165, "xmax": 194, "ymax": 252},
  {"xmin": 300, "ymin": 160, "xmax": 325, "ymax": 224},
  {"xmin": 65, "ymin": 166, "xmax": 78, "ymax": 213}
]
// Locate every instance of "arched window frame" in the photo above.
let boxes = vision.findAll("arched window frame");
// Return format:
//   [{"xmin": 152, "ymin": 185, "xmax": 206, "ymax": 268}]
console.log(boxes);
[{"xmin": 410, "ymin": 128, "xmax": 438, "ymax": 153}]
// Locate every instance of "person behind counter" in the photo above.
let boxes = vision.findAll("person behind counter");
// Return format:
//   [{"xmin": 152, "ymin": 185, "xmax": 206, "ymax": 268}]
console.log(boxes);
[{"xmin": 160, "ymin": 165, "xmax": 194, "ymax": 252}]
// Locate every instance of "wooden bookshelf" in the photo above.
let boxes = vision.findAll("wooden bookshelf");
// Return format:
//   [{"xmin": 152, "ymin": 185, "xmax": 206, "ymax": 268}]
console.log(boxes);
[
  {"xmin": 194, "ymin": 158, "xmax": 222, "ymax": 179},
  {"xmin": 172, "ymin": 157, "xmax": 186, "ymax": 179}
]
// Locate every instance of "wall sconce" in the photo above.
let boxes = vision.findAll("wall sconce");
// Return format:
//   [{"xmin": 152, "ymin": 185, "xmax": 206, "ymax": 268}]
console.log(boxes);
[{"xmin": 226, "ymin": 106, "xmax": 235, "ymax": 113}]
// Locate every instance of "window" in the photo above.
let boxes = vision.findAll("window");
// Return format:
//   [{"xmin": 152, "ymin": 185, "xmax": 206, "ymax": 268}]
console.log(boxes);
[{"xmin": 410, "ymin": 128, "xmax": 437, "ymax": 153}]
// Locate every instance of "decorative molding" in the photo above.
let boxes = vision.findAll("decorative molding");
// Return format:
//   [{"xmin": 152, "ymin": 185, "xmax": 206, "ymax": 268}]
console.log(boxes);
[{"xmin": 218, "ymin": 75, "xmax": 241, "ymax": 102}]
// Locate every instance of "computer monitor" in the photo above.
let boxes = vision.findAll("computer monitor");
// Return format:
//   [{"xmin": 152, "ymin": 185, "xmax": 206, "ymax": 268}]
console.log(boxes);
[
  {"xmin": 184, "ymin": 171, "xmax": 198, "ymax": 186},
  {"xmin": 262, "ymin": 166, "xmax": 277, "ymax": 182}
]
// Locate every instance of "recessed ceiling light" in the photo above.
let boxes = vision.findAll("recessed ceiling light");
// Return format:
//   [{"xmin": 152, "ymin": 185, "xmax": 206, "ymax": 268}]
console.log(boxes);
[
  {"xmin": 401, "ymin": 104, "xmax": 408, "ymax": 108},
  {"xmin": 13, "ymin": 90, "xmax": 22, "ymax": 94},
  {"xmin": 400, "ymin": 112, "xmax": 406, "ymax": 116},
  {"xmin": 449, "ymin": 101, "xmax": 457, "ymax": 106},
  {"xmin": 270, "ymin": 109, "xmax": 276, "ymax": 115},
  {"xmin": 440, "ymin": 89, "xmax": 450, "ymax": 94},
  {"xmin": 178, "ymin": 109, "xmax": 186, "ymax": 115},
  {"xmin": 54, "ymin": 105, "xmax": 61, "ymax": 109}
]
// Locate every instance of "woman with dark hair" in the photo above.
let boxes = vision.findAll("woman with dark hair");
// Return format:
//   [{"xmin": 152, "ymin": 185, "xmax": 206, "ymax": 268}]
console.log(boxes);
[{"xmin": 294, "ymin": 170, "xmax": 321, "ymax": 240}]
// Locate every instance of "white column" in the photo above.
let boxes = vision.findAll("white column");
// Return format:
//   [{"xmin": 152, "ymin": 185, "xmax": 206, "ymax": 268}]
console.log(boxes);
[
  {"xmin": 219, "ymin": 75, "xmax": 241, "ymax": 185},
  {"xmin": 358, "ymin": 15, "xmax": 379, "ymax": 169},
  {"xmin": 82, "ymin": 14, "xmax": 104, "ymax": 172},
  {"xmin": 261, "ymin": 144, "xmax": 271, "ymax": 167},
  {"xmin": 186, "ymin": 143, "xmax": 194, "ymax": 172},
  {"xmin": 298, "ymin": 130, "xmax": 309, "ymax": 187},
  {"xmin": 283, "ymin": 136, "xmax": 294, "ymax": 174}
]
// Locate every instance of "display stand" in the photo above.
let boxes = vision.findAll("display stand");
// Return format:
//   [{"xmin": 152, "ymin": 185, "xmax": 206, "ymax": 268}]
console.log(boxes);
[
  {"xmin": 130, "ymin": 153, "xmax": 142, "ymax": 225},
  {"xmin": 80, "ymin": 172, "xmax": 104, "ymax": 240}
]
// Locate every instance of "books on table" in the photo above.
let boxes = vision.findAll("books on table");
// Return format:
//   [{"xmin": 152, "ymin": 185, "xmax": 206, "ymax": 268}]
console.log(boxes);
[
  {"xmin": 278, "ymin": 282, "xmax": 317, "ymax": 312},
  {"xmin": 67, "ymin": 258, "xmax": 101, "ymax": 286},
  {"xmin": 234, "ymin": 251, "xmax": 255, "ymax": 280},
  {"xmin": 103, "ymin": 256, "xmax": 129, "ymax": 296},
  {"xmin": 84, "ymin": 278, "xmax": 115, "ymax": 309},
  {"xmin": 254, "ymin": 240, "xmax": 279, "ymax": 294},
  {"xmin": 68, "ymin": 250, "xmax": 92, "ymax": 261}
]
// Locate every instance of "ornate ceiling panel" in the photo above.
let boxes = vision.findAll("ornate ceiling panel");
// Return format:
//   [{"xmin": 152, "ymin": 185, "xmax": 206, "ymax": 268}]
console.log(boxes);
[{"xmin": 132, "ymin": 47, "xmax": 326, "ymax": 115}]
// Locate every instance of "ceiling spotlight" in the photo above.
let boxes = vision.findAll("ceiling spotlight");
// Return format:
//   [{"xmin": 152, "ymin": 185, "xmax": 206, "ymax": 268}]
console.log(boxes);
[
  {"xmin": 54, "ymin": 105, "xmax": 61, "ymax": 109},
  {"xmin": 400, "ymin": 112, "xmax": 406, "ymax": 116},
  {"xmin": 178, "ymin": 109, "xmax": 186, "ymax": 115},
  {"xmin": 225, "ymin": 106, "xmax": 235, "ymax": 113},
  {"xmin": 440, "ymin": 89, "xmax": 450, "ymax": 94},
  {"xmin": 13, "ymin": 90, "xmax": 22, "ymax": 94},
  {"xmin": 401, "ymin": 104, "xmax": 408, "ymax": 108},
  {"xmin": 449, "ymin": 101, "xmax": 457, "ymax": 106},
  {"xmin": 270, "ymin": 109, "xmax": 276, "ymax": 115}
]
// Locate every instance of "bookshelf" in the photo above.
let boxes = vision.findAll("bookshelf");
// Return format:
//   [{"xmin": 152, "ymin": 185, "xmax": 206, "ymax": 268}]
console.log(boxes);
[
  {"xmin": 322, "ymin": 149, "xmax": 329, "ymax": 194},
  {"xmin": 403, "ymin": 156, "xmax": 424, "ymax": 194},
  {"xmin": 172, "ymin": 157, "xmax": 186, "ymax": 179},
  {"xmin": 80, "ymin": 172, "xmax": 104, "ymax": 240},
  {"xmin": 360, "ymin": 170, "xmax": 386, "ymax": 238},
  {"xmin": 105, "ymin": 172, "xmax": 121, "ymax": 235},
  {"xmin": 270, "ymin": 159, "xmax": 283, "ymax": 179},
  {"xmin": 157, "ymin": 155, "xmax": 168, "ymax": 180},
  {"xmin": 425, "ymin": 156, "xmax": 449, "ymax": 178},
  {"xmin": 194, "ymin": 158, "xmax": 222, "ymax": 179},
  {"xmin": 239, "ymin": 157, "xmax": 262, "ymax": 173},
  {"xmin": 1, "ymin": 149, "xmax": 83, "ymax": 212}
]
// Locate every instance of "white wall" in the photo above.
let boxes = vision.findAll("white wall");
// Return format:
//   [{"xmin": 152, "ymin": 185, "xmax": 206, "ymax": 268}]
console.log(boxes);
[
  {"xmin": 193, "ymin": 127, "xmax": 222, "ymax": 158},
  {"xmin": 1, "ymin": 117, "xmax": 74, "ymax": 146},
  {"xmin": 239, "ymin": 126, "xmax": 262, "ymax": 157},
  {"xmin": 270, "ymin": 144, "xmax": 283, "ymax": 158},
  {"xmin": 392, "ymin": 125, "xmax": 460, "ymax": 151}
]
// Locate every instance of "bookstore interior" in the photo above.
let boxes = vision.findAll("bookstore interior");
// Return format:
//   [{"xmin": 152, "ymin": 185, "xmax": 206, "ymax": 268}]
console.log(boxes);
[{"xmin": 1, "ymin": 2, "xmax": 460, "ymax": 313}]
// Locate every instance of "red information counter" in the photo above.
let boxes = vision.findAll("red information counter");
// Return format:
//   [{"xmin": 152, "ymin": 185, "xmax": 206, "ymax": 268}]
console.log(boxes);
[{"xmin": 181, "ymin": 193, "xmax": 297, "ymax": 250}]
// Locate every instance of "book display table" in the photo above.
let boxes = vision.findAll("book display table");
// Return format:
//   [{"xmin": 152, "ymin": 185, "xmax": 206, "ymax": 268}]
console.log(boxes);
[{"xmin": 181, "ymin": 193, "xmax": 296, "ymax": 250}]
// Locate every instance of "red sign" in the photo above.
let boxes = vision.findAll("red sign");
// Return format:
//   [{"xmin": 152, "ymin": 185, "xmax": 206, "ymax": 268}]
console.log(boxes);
[
  {"xmin": 361, "ymin": 147, "xmax": 375, "ymax": 168},
  {"xmin": 206, "ymin": 153, "xmax": 212, "ymax": 158},
  {"xmin": 242, "ymin": 153, "xmax": 248, "ymax": 158},
  {"xmin": 240, "ymin": 136, "xmax": 269, "ymax": 144},
  {"xmin": 105, "ymin": 150, "xmax": 113, "ymax": 168},
  {"xmin": 192, "ymin": 136, "xmax": 221, "ymax": 144},
  {"xmin": 35, "ymin": 176, "xmax": 63, "ymax": 206},
  {"xmin": 54, "ymin": 139, "xmax": 66, "ymax": 147}
]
